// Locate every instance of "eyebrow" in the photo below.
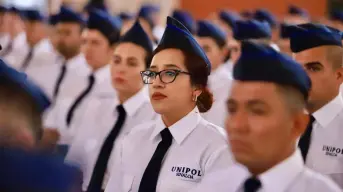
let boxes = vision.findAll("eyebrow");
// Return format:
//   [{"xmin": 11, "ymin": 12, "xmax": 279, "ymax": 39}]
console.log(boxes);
[
  {"xmin": 148, "ymin": 64, "xmax": 181, "ymax": 70},
  {"xmin": 304, "ymin": 61, "xmax": 323, "ymax": 66},
  {"xmin": 226, "ymin": 99, "xmax": 268, "ymax": 107}
]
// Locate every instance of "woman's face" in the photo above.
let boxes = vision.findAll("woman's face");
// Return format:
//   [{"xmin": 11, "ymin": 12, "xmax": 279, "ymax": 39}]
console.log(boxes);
[
  {"xmin": 111, "ymin": 42, "xmax": 146, "ymax": 95},
  {"xmin": 148, "ymin": 49, "xmax": 195, "ymax": 114}
]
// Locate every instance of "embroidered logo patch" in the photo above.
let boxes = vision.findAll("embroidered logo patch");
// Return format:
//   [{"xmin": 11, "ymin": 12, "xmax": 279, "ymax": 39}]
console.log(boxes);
[
  {"xmin": 322, "ymin": 145, "xmax": 343, "ymax": 157},
  {"xmin": 171, "ymin": 166, "xmax": 202, "ymax": 181}
]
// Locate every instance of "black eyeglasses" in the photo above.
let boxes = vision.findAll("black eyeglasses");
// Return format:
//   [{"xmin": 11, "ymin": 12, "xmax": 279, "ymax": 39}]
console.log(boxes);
[{"xmin": 140, "ymin": 69, "xmax": 191, "ymax": 84}]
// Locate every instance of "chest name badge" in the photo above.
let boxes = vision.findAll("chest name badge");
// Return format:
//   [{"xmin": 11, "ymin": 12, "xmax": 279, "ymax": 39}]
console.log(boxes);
[
  {"xmin": 322, "ymin": 145, "xmax": 343, "ymax": 157},
  {"xmin": 171, "ymin": 166, "xmax": 202, "ymax": 180}
]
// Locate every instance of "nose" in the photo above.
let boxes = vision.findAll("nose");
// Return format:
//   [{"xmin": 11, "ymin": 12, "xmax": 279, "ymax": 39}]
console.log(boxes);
[
  {"xmin": 226, "ymin": 111, "xmax": 249, "ymax": 134},
  {"xmin": 152, "ymin": 74, "xmax": 165, "ymax": 89}
]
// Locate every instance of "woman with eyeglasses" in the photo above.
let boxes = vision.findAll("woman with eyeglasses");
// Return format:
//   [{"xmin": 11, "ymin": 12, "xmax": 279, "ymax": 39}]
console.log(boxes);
[
  {"xmin": 105, "ymin": 17, "xmax": 233, "ymax": 192},
  {"xmin": 64, "ymin": 21, "xmax": 157, "ymax": 192}
]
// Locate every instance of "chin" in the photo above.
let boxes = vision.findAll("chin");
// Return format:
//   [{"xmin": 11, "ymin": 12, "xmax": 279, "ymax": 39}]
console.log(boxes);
[
  {"xmin": 151, "ymin": 101, "xmax": 169, "ymax": 115},
  {"xmin": 232, "ymin": 153, "xmax": 254, "ymax": 166}
]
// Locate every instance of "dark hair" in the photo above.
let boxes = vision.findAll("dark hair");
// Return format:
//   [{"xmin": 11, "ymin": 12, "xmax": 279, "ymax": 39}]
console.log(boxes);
[
  {"xmin": 153, "ymin": 47, "xmax": 214, "ymax": 113},
  {"xmin": 0, "ymin": 77, "xmax": 43, "ymax": 143}
]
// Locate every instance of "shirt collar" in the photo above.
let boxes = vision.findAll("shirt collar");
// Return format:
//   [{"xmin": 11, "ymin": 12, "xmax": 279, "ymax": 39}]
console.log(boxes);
[
  {"xmin": 65, "ymin": 53, "xmax": 91, "ymax": 72},
  {"xmin": 257, "ymin": 149, "xmax": 304, "ymax": 192},
  {"xmin": 150, "ymin": 107, "xmax": 202, "ymax": 145},
  {"xmin": 313, "ymin": 93, "xmax": 343, "ymax": 128},
  {"xmin": 93, "ymin": 64, "xmax": 110, "ymax": 83},
  {"xmin": 122, "ymin": 87, "xmax": 149, "ymax": 117}
]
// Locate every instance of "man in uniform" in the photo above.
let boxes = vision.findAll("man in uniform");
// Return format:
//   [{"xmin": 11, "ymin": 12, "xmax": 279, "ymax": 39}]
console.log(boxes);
[
  {"xmin": 289, "ymin": 23, "xmax": 343, "ymax": 188},
  {"xmin": 189, "ymin": 41, "xmax": 341, "ymax": 192}
]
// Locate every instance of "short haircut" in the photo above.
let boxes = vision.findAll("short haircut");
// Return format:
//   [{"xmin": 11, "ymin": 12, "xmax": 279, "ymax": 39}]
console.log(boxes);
[
  {"xmin": 0, "ymin": 77, "xmax": 43, "ymax": 143},
  {"xmin": 325, "ymin": 46, "xmax": 343, "ymax": 69},
  {"xmin": 276, "ymin": 84, "xmax": 306, "ymax": 113}
]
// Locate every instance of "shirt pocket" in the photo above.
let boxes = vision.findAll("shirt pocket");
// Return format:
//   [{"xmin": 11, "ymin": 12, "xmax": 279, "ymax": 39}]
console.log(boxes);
[{"xmin": 122, "ymin": 174, "xmax": 135, "ymax": 192}]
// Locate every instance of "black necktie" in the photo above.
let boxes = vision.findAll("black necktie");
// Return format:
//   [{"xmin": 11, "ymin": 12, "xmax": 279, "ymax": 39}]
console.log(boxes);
[
  {"xmin": 138, "ymin": 128, "xmax": 173, "ymax": 192},
  {"xmin": 20, "ymin": 48, "xmax": 34, "ymax": 71},
  {"xmin": 87, "ymin": 105, "xmax": 127, "ymax": 192},
  {"xmin": 0, "ymin": 41, "xmax": 13, "ymax": 57},
  {"xmin": 244, "ymin": 177, "xmax": 262, "ymax": 192},
  {"xmin": 52, "ymin": 62, "xmax": 67, "ymax": 100},
  {"xmin": 65, "ymin": 74, "xmax": 95, "ymax": 127},
  {"xmin": 298, "ymin": 115, "xmax": 316, "ymax": 161}
]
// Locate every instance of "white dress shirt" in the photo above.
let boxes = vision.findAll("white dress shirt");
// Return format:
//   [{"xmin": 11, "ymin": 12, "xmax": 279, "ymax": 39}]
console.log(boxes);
[
  {"xmin": 202, "ymin": 64, "xmax": 233, "ymax": 128},
  {"xmin": 21, "ymin": 38, "xmax": 60, "ymax": 98},
  {"xmin": 191, "ymin": 150, "xmax": 342, "ymax": 192},
  {"xmin": 224, "ymin": 59, "xmax": 234, "ymax": 72},
  {"xmin": 3, "ymin": 32, "xmax": 29, "ymax": 69},
  {"xmin": 305, "ymin": 93, "xmax": 343, "ymax": 189},
  {"xmin": 65, "ymin": 88, "xmax": 157, "ymax": 191},
  {"xmin": 53, "ymin": 53, "xmax": 91, "ymax": 99},
  {"xmin": 43, "ymin": 64, "xmax": 116, "ymax": 142},
  {"xmin": 105, "ymin": 107, "xmax": 233, "ymax": 192},
  {"xmin": 0, "ymin": 33, "xmax": 11, "ymax": 53}
]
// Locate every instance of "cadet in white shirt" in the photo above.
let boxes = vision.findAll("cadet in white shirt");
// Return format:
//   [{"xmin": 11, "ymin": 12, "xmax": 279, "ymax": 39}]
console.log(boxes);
[
  {"xmin": 2, "ymin": 7, "xmax": 30, "ymax": 69},
  {"xmin": 65, "ymin": 20, "xmax": 157, "ymax": 192},
  {"xmin": 19, "ymin": 9, "xmax": 60, "ymax": 98},
  {"xmin": 288, "ymin": 23, "xmax": 343, "ymax": 188},
  {"xmin": 42, "ymin": 9, "xmax": 121, "ymax": 149},
  {"xmin": 48, "ymin": 6, "xmax": 90, "ymax": 101},
  {"xmin": 196, "ymin": 20, "xmax": 232, "ymax": 128},
  {"xmin": 105, "ymin": 16, "xmax": 233, "ymax": 192},
  {"xmin": 191, "ymin": 41, "xmax": 341, "ymax": 192}
]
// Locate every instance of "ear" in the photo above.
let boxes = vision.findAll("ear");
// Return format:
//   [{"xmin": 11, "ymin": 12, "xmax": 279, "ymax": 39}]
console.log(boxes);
[
  {"xmin": 221, "ymin": 46, "xmax": 229, "ymax": 58},
  {"xmin": 292, "ymin": 110, "xmax": 309, "ymax": 139},
  {"xmin": 335, "ymin": 67, "xmax": 343, "ymax": 82},
  {"xmin": 192, "ymin": 86, "xmax": 203, "ymax": 98}
]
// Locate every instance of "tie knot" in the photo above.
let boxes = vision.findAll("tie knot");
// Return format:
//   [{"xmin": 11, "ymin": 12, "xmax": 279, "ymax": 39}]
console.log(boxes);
[
  {"xmin": 88, "ymin": 74, "xmax": 95, "ymax": 82},
  {"xmin": 244, "ymin": 177, "xmax": 261, "ymax": 192},
  {"xmin": 309, "ymin": 115, "xmax": 315, "ymax": 124},
  {"xmin": 116, "ymin": 105, "xmax": 126, "ymax": 114},
  {"xmin": 160, "ymin": 128, "xmax": 172, "ymax": 142}
]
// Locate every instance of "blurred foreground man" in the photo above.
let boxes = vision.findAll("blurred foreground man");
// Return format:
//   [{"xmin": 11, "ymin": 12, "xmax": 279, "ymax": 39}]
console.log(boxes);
[
  {"xmin": 289, "ymin": 23, "xmax": 343, "ymax": 188},
  {"xmin": 190, "ymin": 41, "xmax": 341, "ymax": 192},
  {"xmin": 0, "ymin": 59, "xmax": 82, "ymax": 192}
]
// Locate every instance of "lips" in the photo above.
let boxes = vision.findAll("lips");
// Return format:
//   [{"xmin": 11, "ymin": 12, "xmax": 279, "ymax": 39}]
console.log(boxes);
[
  {"xmin": 114, "ymin": 77, "xmax": 126, "ymax": 83},
  {"xmin": 152, "ymin": 92, "xmax": 167, "ymax": 100}
]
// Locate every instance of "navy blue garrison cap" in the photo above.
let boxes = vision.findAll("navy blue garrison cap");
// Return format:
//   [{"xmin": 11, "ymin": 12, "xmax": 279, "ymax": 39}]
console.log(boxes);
[
  {"xmin": 287, "ymin": 23, "xmax": 343, "ymax": 53},
  {"xmin": 87, "ymin": 9, "xmax": 122, "ymax": 45},
  {"xmin": 0, "ymin": 59, "xmax": 50, "ymax": 112},
  {"xmin": 330, "ymin": 10, "xmax": 343, "ymax": 22},
  {"xmin": 138, "ymin": 4, "xmax": 160, "ymax": 29},
  {"xmin": 0, "ymin": 147, "xmax": 82, "ymax": 192},
  {"xmin": 172, "ymin": 10, "xmax": 196, "ymax": 34},
  {"xmin": 119, "ymin": 20, "xmax": 153, "ymax": 55},
  {"xmin": 219, "ymin": 10, "xmax": 240, "ymax": 29},
  {"xmin": 288, "ymin": 5, "xmax": 309, "ymax": 17},
  {"xmin": 21, "ymin": 9, "xmax": 45, "ymax": 22},
  {"xmin": 234, "ymin": 41, "xmax": 311, "ymax": 100},
  {"xmin": 8, "ymin": 6, "xmax": 20, "ymax": 14},
  {"xmin": 55, "ymin": 6, "xmax": 86, "ymax": 24},
  {"xmin": 118, "ymin": 12, "xmax": 135, "ymax": 21},
  {"xmin": 84, "ymin": 1, "xmax": 108, "ymax": 13},
  {"xmin": 156, "ymin": 16, "xmax": 211, "ymax": 74},
  {"xmin": 254, "ymin": 9, "xmax": 277, "ymax": 28},
  {"xmin": 233, "ymin": 19, "xmax": 272, "ymax": 40},
  {"xmin": 280, "ymin": 23, "xmax": 291, "ymax": 39},
  {"xmin": 0, "ymin": 5, "xmax": 8, "ymax": 12},
  {"xmin": 197, "ymin": 20, "xmax": 227, "ymax": 47}
]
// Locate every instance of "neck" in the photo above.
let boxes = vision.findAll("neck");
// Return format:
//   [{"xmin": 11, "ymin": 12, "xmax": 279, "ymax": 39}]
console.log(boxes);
[
  {"xmin": 161, "ymin": 105, "xmax": 195, "ymax": 127},
  {"xmin": 29, "ymin": 35, "xmax": 46, "ymax": 48},
  {"xmin": 118, "ymin": 89, "xmax": 141, "ymax": 104},
  {"xmin": 308, "ymin": 93, "xmax": 338, "ymax": 114},
  {"xmin": 247, "ymin": 145, "xmax": 295, "ymax": 176},
  {"xmin": 64, "ymin": 51, "xmax": 80, "ymax": 60}
]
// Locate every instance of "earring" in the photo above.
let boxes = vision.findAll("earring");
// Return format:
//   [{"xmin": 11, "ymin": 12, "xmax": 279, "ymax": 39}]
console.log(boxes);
[{"xmin": 193, "ymin": 95, "xmax": 198, "ymax": 102}]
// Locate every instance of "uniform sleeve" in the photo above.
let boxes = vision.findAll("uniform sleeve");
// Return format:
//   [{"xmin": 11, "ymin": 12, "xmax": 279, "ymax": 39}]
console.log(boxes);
[
  {"xmin": 204, "ymin": 145, "xmax": 233, "ymax": 175},
  {"xmin": 104, "ymin": 136, "xmax": 125, "ymax": 192}
]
